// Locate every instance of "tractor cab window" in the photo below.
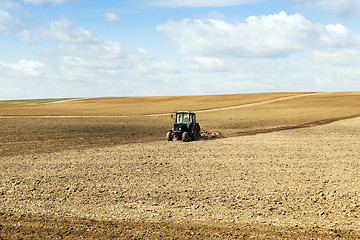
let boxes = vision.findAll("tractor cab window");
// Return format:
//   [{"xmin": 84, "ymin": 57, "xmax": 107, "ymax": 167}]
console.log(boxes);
[
  {"xmin": 191, "ymin": 114, "xmax": 196, "ymax": 123},
  {"xmin": 177, "ymin": 113, "xmax": 191, "ymax": 124},
  {"xmin": 176, "ymin": 113, "xmax": 182, "ymax": 123},
  {"xmin": 183, "ymin": 113, "xmax": 190, "ymax": 123}
]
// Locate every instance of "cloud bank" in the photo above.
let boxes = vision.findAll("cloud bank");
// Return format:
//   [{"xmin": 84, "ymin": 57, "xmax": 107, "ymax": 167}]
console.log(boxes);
[
  {"xmin": 20, "ymin": 18, "xmax": 98, "ymax": 43},
  {"xmin": 1, "ymin": 0, "xmax": 360, "ymax": 99},
  {"xmin": 0, "ymin": 59, "xmax": 43, "ymax": 78},
  {"xmin": 157, "ymin": 12, "xmax": 360, "ymax": 58}
]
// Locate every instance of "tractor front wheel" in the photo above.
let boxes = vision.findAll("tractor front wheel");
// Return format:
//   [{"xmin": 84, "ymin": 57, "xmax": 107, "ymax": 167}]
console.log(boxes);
[
  {"xmin": 182, "ymin": 132, "xmax": 190, "ymax": 142},
  {"xmin": 166, "ymin": 131, "xmax": 173, "ymax": 141}
]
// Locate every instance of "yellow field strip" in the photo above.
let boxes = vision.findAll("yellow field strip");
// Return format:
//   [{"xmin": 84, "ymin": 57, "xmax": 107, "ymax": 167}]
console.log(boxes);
[
  {"xmin": 0, "ymin": 92, "xmax": 331, "ymax": 118},
  {"xmin": 133, "ymin": 92, "xmax": 331, "ymax": 116},
  {"xmin": 26, "ymin": 98, "xmax": 90, "ymax": 105},
  {"xmin": 195, "ymin": 92, "xmax": 331, "ymax": 113}
]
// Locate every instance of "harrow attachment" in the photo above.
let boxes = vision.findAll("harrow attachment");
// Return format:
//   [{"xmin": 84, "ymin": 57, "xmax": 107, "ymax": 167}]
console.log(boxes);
[{"xmin": 200, "ymin": 131, "xmax": 223, "ymax": 140}]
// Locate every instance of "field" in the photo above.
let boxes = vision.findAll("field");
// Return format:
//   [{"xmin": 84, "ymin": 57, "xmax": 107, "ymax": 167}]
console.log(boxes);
[{"xmin": 1, "ymin": 92, "xmax": 360, "ymax": 239}]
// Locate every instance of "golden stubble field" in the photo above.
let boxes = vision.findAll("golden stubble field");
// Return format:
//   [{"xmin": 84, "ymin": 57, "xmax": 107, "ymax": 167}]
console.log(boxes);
[{"xmin": 1, "ymin": 92, "xmax": 360, "ymax": 239}]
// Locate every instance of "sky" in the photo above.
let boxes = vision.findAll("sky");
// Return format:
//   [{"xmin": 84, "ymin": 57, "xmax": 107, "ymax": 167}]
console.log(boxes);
[{"xmin": 1, "ymin": 0, "xmax": 360, "ymax": 99}]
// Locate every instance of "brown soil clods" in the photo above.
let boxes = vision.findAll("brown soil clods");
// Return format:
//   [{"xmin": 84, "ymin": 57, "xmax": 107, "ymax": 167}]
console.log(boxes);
[{"xmin": 1, "ymin": 92, "xmax": 360, "ymax": 239}]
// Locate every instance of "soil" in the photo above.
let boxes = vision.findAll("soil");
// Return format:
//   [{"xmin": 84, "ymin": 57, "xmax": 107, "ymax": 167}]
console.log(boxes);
[{"xmin": 1, "ymin": 92, "xmax": 360, "ymax": 239}]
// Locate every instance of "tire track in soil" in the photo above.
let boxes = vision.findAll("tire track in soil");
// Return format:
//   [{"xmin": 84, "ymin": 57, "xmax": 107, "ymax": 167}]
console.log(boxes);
[{"xmin": 232, "ymin": 114, "xmax": 360, "ymax": 137}]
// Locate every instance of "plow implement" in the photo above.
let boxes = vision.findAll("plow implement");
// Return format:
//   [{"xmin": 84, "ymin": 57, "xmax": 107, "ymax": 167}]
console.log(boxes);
[{"xmin": 200, "ymin": 131, "xmax": 223, "ymax": 140}]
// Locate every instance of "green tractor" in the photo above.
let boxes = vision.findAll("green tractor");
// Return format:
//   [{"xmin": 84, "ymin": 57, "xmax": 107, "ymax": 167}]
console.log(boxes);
[{"xmin": 166, "ymin": 111, "xmax": 201, "ymax": 142}]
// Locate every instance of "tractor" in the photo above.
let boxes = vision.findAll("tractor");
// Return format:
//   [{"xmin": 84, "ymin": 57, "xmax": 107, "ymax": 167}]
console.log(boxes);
[{"xmin": 166, "ymin": 111, "xmax": 201, "ymax": 142}]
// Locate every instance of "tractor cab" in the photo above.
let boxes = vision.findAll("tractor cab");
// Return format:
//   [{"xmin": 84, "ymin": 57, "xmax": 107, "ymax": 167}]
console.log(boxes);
[
  {"xmin": 167, "ymin": 111, "xmax": 201, "ymax": 142},
  {"xmin": 174, "ymin": 111, "xmax": 196, "ymax": 131}
]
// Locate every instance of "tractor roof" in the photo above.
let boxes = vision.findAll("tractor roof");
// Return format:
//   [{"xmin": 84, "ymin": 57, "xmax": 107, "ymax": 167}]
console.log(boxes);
[{"xmin": 176, "ymin": 111, "xmax": 195, "ymax": 114}]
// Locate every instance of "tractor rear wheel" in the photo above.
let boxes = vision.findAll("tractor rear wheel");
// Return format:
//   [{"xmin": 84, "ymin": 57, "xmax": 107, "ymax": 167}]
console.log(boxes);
[
  {"xmin": 182, "ymin": 132, "xmax": 190, "ymax": 142},
  {"xmin": 192, "ymin": 126, "xmax": 200, "ymax": 141}
]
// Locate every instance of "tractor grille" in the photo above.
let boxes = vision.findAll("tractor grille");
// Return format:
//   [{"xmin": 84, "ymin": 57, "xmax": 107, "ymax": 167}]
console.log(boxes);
[{"xmin": 173, "ymin": 123, "xmax": 185, "ymax": 132}]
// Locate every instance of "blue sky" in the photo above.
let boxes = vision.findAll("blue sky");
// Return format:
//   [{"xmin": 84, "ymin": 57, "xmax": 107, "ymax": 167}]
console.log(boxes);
[{"xmin": 1, "ymin": 0, "xmax": 360, "ymax": 99}]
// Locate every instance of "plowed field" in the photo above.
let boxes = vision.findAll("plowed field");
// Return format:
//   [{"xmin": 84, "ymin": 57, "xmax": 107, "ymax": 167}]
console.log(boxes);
[{"xmin": 1, "ymin": 92, "xmax": 360, "ymax": 239}]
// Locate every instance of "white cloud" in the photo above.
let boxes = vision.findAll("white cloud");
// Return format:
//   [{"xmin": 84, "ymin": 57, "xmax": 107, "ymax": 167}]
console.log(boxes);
[
  {"xmin": 0, "ymin": 59, "xmax": 43, "ymax": 77},
  {"xmin": 155, "ymin": 11, "xmax": 360, "ymax": 94},
  {"xmin": 21, "ymin": 18, "xmax": 98, "ymax": 43},
  {"xmin": 39, "ymin": 42, "xmax": 177, "ymax": 94},
  {"xmin": 320, "ymin": 24, "xmax": 359, "ymax": 47},
  {"xmin": 0, "ymin": 9, "xmax": 20, "ymax": 31},
  {"xmin": 183, "ymin": 56, "xmax": 225, "ymax": 72},
  {"xmin": 23, "ymin": 0, "xmax": 76, "ymax": 6},
  {"xmin": 139, "ymin": 0, "xmax": 265, "ymax": 8},
  {"xmin": 157, "ymin": 11, "xmax": 360, "ymax": 58},
  {"xmin": 51, "ymin": 42, "xmax": 178, "ymax": 76},
  {"xmin": 313, "ymin": 48, "xmax": 360, "ymax": 65},
  {"xmin": 0, "ymin": 41, "xmax": 181, "ymax": 99},
  {"xmin": 104, "ymin": 12, "xmax": 121, "ymax": 23},
  {"xmin": 41, "ymin": 18, "xmax": 98, "ymax": 43}
]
